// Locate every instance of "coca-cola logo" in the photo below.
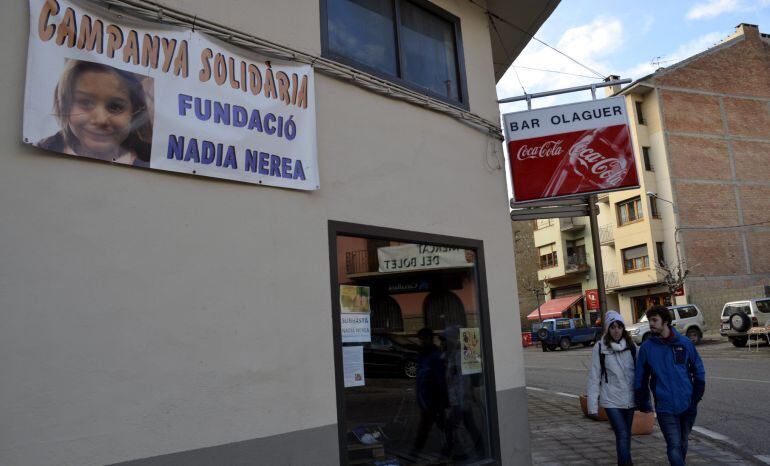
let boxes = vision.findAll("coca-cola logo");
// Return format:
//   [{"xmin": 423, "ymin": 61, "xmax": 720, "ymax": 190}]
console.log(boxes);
[
  {"xmin": 516, "ymin": 140, "xmax": 563, "ymax": 161},
  {"xmin": 570, "ymin": 135, "xmax": 627, "ymax": 186}
]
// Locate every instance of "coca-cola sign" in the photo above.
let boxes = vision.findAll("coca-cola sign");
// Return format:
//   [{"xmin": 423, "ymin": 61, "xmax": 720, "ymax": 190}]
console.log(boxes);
[{"xmin": 503, "ymin": 96, "xmax": 639, "ymax": 202}]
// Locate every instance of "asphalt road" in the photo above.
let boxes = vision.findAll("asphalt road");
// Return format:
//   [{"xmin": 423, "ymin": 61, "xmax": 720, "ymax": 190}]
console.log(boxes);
[{"xmin": 523, "ymin": 337, "xmax": 770, "ymax": 463}]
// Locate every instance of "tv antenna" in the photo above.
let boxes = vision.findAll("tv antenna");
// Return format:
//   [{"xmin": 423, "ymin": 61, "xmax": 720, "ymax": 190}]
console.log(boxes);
[{"xmin": 651, "ymin": 56, "xmax": 675, "ymax": 68}]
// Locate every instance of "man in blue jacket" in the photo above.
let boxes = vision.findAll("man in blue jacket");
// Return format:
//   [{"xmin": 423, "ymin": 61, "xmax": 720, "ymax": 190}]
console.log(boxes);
[{"xmin": 635, "ymin": 305, "xmax": 706, "ymax": 466}]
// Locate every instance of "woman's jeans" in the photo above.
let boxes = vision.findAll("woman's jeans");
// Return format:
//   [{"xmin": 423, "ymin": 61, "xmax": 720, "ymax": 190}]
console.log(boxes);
[
  {"xmin": 656, "ymin": 404, "xmax": 698, "ymax": 466},
  {"xmin": 604, "ymin": 407, "xmax": 635, "ymax": 466}
]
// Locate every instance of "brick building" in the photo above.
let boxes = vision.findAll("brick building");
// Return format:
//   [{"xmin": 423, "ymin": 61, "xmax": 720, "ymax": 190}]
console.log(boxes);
[{"xmin": 613, "ymin": 23, "xmax": 770, "ymax": 329}]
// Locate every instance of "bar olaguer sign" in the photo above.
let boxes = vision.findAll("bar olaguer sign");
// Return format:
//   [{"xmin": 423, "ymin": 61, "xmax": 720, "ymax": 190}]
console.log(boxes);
[{"xmin": 504, "ymin": 96, "xmax": 639, "ymax": 202}]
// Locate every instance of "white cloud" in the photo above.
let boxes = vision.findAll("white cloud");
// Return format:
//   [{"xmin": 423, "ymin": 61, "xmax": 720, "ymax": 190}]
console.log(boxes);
[
  {"xmin": 496, "ymin": 16, "xmax": 623, "ymax": 113},
  {"xmin": 685, "ymin": 0, "xmax": 770, "ymax": 20},
  {"xmin": 686, "ymin": 0, "xmax": 741, "ymax": 20}
]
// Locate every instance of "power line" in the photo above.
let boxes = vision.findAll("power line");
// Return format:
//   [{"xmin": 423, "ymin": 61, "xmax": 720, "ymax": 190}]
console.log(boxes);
[
  {"xmin": 468, "ymin": 0, "xmax": 607, "ymax": 79},
  {"xmin": 513, "ymin": 65, "xmax": 601, "ymax": 80},
  {"xmin": 488, "ymin": 13, "xmax": 527, "ymax": 94}
]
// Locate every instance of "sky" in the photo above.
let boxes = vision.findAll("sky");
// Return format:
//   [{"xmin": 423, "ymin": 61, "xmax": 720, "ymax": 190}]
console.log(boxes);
[{"xmin": 496, "ymin": 0, "xmax": 770, "ymax": 114}]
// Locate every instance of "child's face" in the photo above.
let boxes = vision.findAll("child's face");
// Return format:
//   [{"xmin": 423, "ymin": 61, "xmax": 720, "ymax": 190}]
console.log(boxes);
[{"xmin": 68, "ymin": 70, "xmax": 134, "ymax": 158}]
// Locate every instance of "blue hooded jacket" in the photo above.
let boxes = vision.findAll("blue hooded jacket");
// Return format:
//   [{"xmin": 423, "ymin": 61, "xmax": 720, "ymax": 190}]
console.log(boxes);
[{"xmin": 634, "ymin": 328, "xmax": 706, "ymax": 415}]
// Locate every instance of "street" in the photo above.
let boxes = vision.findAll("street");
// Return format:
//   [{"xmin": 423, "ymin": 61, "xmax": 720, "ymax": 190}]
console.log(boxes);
[{"xmin": 524, "ymin": 337, "xmax": 770, "ymax": 463}]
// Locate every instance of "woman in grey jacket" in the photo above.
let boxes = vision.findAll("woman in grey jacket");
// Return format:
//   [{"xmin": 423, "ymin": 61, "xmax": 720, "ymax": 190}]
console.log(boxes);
[{"xmin": 587, "ymin": 310, "xmax": 638, "ymax": 466}]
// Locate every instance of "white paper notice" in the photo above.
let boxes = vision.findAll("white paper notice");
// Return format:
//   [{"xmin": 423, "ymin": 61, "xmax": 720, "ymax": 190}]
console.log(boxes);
[{"xmin": 343, "ymin": 346, "xmax": 365, "ymax": 387}]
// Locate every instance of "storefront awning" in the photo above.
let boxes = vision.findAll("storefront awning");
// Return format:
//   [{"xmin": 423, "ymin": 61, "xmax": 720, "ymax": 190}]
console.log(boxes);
[{"xmin": 526, "ymin": 294, "xmax": 583, "ymax": 321}]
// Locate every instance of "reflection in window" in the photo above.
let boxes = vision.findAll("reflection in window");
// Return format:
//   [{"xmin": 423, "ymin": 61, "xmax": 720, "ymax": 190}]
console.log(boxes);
[
  {"xmin": 324, "ymin": 0, "xmax": 465, "ymax": 104},
  {"xmin": 336, "ymin": 234, "xmax": 491, "ymax": 464},
  {"xmin": 400, "ymin": 1, "xmax": 459, "ymax": 100},
  {"xmin": 327, "ymin": 0, "xmax": 398, "ymax": 75}
]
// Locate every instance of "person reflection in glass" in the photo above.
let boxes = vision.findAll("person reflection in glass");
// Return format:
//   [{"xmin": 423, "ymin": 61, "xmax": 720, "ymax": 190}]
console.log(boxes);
[
  {"xmin": 412, "ymin": 327, "xmax": 449, "ymax": 455},
  {"xmin": 443, "ymin": 325, "xmax": 485, "ymax": 460}
]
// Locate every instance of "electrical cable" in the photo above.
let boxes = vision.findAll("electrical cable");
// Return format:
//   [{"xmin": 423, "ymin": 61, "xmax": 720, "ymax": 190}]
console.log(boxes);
[
  {"xmin": 679, "ymin": 219, "xmax": 770, "ymax": 230},
  {"xmin": 513, "ymin": 65, "xmax": 601, "ymax": 80},
  {"xmin": 467, "ymin": 0, "xmax": 607, "ymax": 79}
]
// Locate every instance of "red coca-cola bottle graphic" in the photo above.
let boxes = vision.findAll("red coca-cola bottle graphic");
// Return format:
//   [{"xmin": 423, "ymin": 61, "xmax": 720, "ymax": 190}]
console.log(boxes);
[{"xmin": 541, "ymin": 125, "xmax": 633, "ymax": 198}]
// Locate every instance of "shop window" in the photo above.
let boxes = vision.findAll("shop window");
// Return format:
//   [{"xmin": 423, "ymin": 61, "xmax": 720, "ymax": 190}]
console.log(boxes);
[
  {"xmin": 322, "ymin": 0, "xmax": 468, "ymax": 107},
  {"xmin": 330, "ymin": 223, "xmax": 497, "ymax": 464},
  {"xmin": 617, "ymin": 196, "xmax": 643, "ymax": 225},
  {"xmin": 623, "ymin": 244, "xmax": 649, "ymax": 272},
  {"xmin": 538, "ymin": 243, "xmax": 558, "ymax": 269}
]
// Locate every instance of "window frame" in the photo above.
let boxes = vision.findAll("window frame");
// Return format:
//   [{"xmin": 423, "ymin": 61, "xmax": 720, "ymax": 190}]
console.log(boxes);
[
  {"xmin": 327, "ymin": 220, "xmax": 501, "ymax": 465},
  {"xmin": 617, "ymin": 196, "xmax": 644, "ymax": 226},
  {"xmin": 642, "ymin": 146, "xmax": 653, "ymax": 171},
  {"xmin": 622, "ymin": 244, "xmax": 650, "ymax": 273},
  {"xmin": 320, "ymin": 0, "xmax": 470, "ymax": 110},
  {"xmin": 538, "ymin": 243, "xmax": 558, "ymax": 269},
  {"xmin": 635, "ymin": 100, "xmax": 646, "ymax": 125}
]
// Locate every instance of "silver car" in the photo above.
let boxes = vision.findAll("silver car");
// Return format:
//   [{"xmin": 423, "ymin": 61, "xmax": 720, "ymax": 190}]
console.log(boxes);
[{"xmin": 626, "ymin": 304, "xmax": 706, "ymax": 345}]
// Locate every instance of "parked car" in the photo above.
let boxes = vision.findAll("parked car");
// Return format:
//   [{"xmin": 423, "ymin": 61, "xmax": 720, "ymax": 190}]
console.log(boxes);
[
  {"xmin": 362, "ymin": 333, "xmax": 420, "ymax": 378},
  {"xmin": 535, "ymin": 318, "xmax": 601, "ymax": 351},
  {"xmin": 626, "ymin": 304, "xmax": 707, "ymax": 345},
  {"xmin": 719, "ymin": 298, "xmax": 770, "ymax": 347}
]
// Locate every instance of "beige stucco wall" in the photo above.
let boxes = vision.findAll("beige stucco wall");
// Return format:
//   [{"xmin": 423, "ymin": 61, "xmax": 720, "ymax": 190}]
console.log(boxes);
[{"xmin": 0, "ymin": 1, "xmax": 525, "ymax": 465}]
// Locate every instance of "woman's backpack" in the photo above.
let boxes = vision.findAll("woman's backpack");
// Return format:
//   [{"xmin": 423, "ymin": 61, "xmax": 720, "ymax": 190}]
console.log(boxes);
[{"xmin": 598, "ymin": 342, "xmax": 636, "ymax": 383}]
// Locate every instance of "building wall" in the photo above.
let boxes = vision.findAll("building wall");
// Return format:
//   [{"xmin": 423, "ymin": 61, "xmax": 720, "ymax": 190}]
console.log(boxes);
[
  {"xmin": 512, "ymin": 220, "xmax": 540, "ymax": 328},
  {"xmin": 653, "ymin": 24, "xmax": 770, "ymax": 330},
  {"xmin": 0, "ymin": 1, "xmax": 530, "ymax": 465}
]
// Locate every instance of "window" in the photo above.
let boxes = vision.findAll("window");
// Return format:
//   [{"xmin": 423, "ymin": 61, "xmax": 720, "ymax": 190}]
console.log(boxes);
[
  {"xmin": 722, "ymin": 304, "xmax": 750, "ymax": 317},
  {"xmin": 539, "ymin": 243, "xmax": 558, "ymax": 269},
  {"xmin": 650, "ymin": 197, "xmax": 660, "ymax": 219},
  {"xmin": 617, "ymin": 197, "xmax": 643, "ymax": 225},
  {"xmin": 322, "ymin": 0, "xmax": 468, "ymax": 107},
  {"xmin": 556, "ymin": 319, "xmax": 571, "ymax": 330},
  {"xmin": 656, "ymin": 242, "xmax": 665, "ymax": 266},
  {"xmin": 642, "ymin": 147, "xmax": 653, "ymax": 171},
  {"xmin": 623, "ymin": 244, "xmax": 649, "ymax": 272},
  {"xmin": 756, "ymin": 299, "xmax": 770, "ymax": 314},
  {"xmin": 677, "ymin": 306, "xmax": 698, "ymax": 319},
  {"xmin": 635, "ymin": 101, "xmax": 645, "ymax": 125},
  {"xmin": 574, "ymin": 319, "xmax": 586, "ymax": 328},
  {"xmin": 535, "ymin": 219, "xmax": 553, "ymax": 229},
  {"xmin": 330, "ymin": 223, "xmax": 496, "ymax": 464}
]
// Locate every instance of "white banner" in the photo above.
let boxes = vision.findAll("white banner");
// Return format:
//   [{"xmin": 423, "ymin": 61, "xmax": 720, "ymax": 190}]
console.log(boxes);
[
  {"xmin": 23, "ymin": 0, "xmax": 318, "ymax": 190},
  {"xmin": 377, "ymin": 244, "xmax": 472, "ymax": 273}
]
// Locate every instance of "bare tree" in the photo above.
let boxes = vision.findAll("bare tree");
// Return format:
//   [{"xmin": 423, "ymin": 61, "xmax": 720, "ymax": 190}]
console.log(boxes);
[{"xmin": 656, "ymin": 259, "xmax": 689, "ymax": 304}]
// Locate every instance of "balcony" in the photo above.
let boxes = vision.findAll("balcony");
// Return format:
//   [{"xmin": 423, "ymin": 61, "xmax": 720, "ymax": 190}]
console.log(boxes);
[
  {"xmin": 604, "ymin": 271, "xmax": 619, "ymax": 290},
  {"xmin": 564, "ymin": 253, "xmax": 589, "ymax": 274},
  {"xmin": 560, "ymin": 217, "xmax": 586, "ymax": 232},
  {"xmin": 599, "ymin": 224, "xmax": 614, "ymax": 245},
  {"xmin": 597, "ymin": 193, "xmax": 610, "ymax": 203},
  {"xmin": 346, "ymin": 249, "xmax": 370, "ymax": 275}
]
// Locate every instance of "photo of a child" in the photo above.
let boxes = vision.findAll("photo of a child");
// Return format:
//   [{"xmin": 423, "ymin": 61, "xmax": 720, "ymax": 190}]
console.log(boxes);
[{"xmin": 36, "ymin": 59, "xmax": 154, "ymax": 167}]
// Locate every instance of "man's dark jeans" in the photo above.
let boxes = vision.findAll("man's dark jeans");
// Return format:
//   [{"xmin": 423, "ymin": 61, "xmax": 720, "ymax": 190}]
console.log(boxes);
[
  {"xmin": 605, "ymin": 407, "xmax": 635, "ymax": 466},
  {"xmin": 657, "ymin": 403, "xmax": 698, "ymax": 466}
]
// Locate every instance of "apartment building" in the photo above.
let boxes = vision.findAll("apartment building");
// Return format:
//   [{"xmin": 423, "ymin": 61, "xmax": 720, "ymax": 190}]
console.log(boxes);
[{"xmin": 530, "ymin": 23, "xmax": 770, "ymax": 331}]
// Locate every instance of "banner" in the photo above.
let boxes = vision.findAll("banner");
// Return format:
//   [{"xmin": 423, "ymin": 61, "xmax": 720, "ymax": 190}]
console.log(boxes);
[
  {"xmin": 23, "ymin": 0, "xmax": 318, "ymax": 190},
  {"xmin": 585, "ymin": 289, "xmax": 599, "ymax": 310},
  {"xmin": 503, "ymin": 96, "xmax": 638, "ymax": 202},
  {"xmin": 377, "ymin": 244, "xmax": 472, "ymax": 273}
]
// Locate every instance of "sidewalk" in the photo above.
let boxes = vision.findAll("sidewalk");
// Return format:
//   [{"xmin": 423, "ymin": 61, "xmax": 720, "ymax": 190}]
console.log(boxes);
[{"xmin": 527, "ymin": 388, "xmax": 764, "ymax": 465}]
